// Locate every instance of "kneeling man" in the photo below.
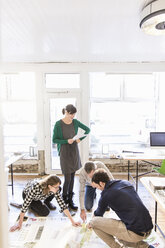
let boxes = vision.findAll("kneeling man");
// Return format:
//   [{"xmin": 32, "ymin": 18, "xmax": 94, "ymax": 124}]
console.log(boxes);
[
  {"xmin": 79, "ymin": 161, "xmax": 114, "ymax": 222},
  {"xmin": 88, "ymin": 169, "xmax": 154, "ymax": 248}
]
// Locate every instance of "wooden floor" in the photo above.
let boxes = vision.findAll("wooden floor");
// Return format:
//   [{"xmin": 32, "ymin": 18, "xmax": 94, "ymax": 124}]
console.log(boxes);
[{"xmin": 8, "ymin": 174, "xmax": 165, "ymax": 239}]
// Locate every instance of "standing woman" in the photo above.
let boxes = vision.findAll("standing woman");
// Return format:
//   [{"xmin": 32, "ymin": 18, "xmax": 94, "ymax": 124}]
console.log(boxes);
[{"xmin": 52, "ymin": 104, "xmax": 90, "ymax": 211}]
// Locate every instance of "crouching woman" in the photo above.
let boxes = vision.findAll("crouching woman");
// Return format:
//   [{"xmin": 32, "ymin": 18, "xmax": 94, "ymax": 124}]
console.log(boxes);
[{"xmin": 10, "ymin": 175, "xmax": 80, "ymax": 232}]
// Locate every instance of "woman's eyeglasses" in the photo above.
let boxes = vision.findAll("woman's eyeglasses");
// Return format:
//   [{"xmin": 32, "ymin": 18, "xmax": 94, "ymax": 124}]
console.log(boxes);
[{"xmin": 52, "ymin": 185, "xmax": 60, "ymax": 189}]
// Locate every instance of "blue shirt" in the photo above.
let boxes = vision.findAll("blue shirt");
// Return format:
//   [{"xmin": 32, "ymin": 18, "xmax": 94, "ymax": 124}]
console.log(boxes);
[{"xmin": 94, "ymin": 180, "xmax": 153, "ymax": 234}]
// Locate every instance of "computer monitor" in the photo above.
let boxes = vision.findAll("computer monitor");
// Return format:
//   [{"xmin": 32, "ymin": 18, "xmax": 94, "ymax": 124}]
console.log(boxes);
[{"xmin": 150, "ymin": 132, "xmax": 165, "ymax": 147}]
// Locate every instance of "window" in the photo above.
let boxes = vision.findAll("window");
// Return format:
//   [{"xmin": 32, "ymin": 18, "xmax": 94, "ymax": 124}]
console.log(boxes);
[
  {"xmin": 90, "ymin": 73, "xmax": 157, "ymax": 156},
  {"xmin": 0, "ymin": 72, "xmax": 37, "ymax": 156},
  {"xmin": 124, "ymin": 74, "xmax": 155, "ymax": 99},
  {"xmin": 90, "ymin": 73, "xmax": 121, "ymax": 98}
]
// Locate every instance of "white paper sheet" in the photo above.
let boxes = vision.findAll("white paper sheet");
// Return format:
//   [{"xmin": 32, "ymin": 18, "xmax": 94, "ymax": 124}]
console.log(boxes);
[
  {"xmin": 9, "ymin": 215, "xmax": 165, "ymax": 248},
  {"xmin": 9, "ymin": 216, "xmax": 108, "ymax": 248},
  {"xmin": 72, "ymin": 130, "xmax": 86, "ymax": 140}
]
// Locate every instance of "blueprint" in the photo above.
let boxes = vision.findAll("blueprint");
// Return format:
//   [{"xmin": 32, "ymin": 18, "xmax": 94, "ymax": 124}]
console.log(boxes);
[
  {"xmin": 9, "ymin": 216, "xmax": 108, "ymax": 248},
  {"xmin": 9, "ymin": 215, "xmax": 164, "ymax": 248}
]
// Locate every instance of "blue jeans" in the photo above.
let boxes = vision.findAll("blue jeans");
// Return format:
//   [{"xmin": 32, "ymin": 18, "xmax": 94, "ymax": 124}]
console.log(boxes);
[{"xmin": 85, "ymin": 185, "xmax": 96, "ymax": 211}]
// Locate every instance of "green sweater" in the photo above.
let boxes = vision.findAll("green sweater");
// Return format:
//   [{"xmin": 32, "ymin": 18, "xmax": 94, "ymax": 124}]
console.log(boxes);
[{"xmin": 52, "ymin": 119, "xmax": 90, "ymax": 155}]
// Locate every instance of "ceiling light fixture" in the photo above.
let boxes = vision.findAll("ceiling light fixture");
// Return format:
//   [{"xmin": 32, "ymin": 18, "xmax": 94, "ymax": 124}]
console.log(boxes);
[{"xmin": 140, "ymin": 0, "xmax": 165, "ymax": 35}]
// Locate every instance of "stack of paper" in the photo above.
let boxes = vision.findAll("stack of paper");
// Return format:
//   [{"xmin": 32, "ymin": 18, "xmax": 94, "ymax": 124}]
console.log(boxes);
[{"xmin": 149, "ymin": 177, "xmax": 165, "ymax": 192}]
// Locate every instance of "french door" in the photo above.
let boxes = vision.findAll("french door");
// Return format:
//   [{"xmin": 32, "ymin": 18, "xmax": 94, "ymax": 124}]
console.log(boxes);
[{"xmin": 45, "ymin": 93, "xmax": 81, "ymax": 174}]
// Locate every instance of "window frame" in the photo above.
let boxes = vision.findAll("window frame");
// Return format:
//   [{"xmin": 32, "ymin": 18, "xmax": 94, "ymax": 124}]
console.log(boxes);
[
  {"xmin": 1, "ymin": 73, "xmax": 37, "ymax": 155},
  {"xmin": 89, "ymin": 73, "xmax": 158, "ymax": 156}
]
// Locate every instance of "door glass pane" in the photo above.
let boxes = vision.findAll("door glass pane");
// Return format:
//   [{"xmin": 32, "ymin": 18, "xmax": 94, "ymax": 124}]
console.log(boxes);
[
  {"xmin": 50, "ymin": 98, "xmax": 76, "ymax": 170},
  {"xmin": 45, "ymin": 74, "xmax": 80, "ymax": 88}
]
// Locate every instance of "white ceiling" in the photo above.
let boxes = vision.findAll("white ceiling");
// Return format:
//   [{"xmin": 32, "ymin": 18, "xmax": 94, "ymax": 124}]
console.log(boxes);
[{"xmin": 1, "ymin": 0, "xmax": 165, "ymax": 63}]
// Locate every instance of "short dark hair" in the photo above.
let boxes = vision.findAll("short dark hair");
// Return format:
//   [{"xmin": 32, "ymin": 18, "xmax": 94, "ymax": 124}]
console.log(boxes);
[
  {"xmin": 92, "ymin": 169, "xmax": 110, "ymax": 184},
  {"xmin": 62, "ymin": 104, "xmax": 77, "ymax": 115},
  {"xmin": 84, "ymin": 162, "xmax": 95, "ymax": 174}
]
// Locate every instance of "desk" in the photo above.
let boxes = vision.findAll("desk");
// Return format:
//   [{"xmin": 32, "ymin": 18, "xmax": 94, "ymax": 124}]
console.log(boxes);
[
  {"xmin": 140, "ymin": 177, "xmax": 165, "ymax": 239},
  {"xmin": 122, "ymin": 153, "xmax": 165, "ymax": 192},
  {"xmin": 5, "ymin": 154, "xmax": 25, "ymax": 195}
]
